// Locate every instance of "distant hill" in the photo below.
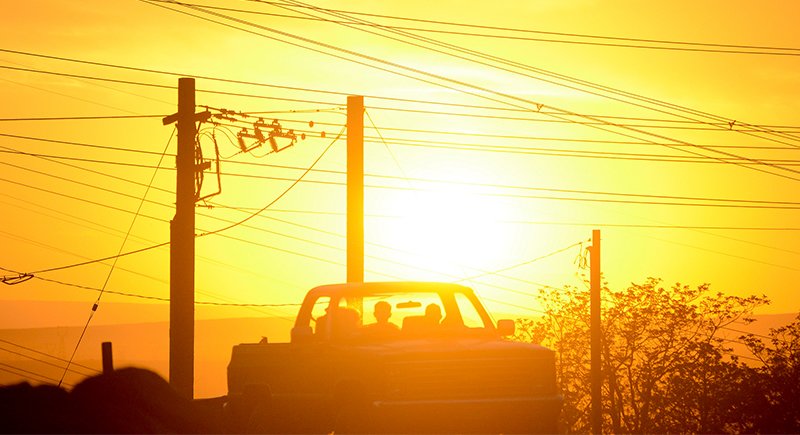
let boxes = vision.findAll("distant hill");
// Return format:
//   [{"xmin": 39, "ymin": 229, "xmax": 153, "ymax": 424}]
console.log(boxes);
[
  {"xmin": 1, "ymin": 311, "xmax": 796, "ymax": 398},
  {"xmin": 0, "ymin": 300, "xmax": 295, "ymax": 329},
  {"xmin": 0, "ymin": 317, "xmax": 292, "ymax": 398}
]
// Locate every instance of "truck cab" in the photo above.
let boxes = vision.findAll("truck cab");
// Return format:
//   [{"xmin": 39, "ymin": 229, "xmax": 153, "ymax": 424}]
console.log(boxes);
[{"xmin": 227, "ymin": 282, "xmax": 560, "ymax": 433}]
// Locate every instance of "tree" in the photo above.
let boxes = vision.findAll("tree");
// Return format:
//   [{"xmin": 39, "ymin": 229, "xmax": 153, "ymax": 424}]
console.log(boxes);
[
  {"xmin": 741, "ymin": 313, "xmax": 800, "ymax": 433},
  {"xmin": 515, "ymin": 277, "xmax": 768, "ymax": 433}
]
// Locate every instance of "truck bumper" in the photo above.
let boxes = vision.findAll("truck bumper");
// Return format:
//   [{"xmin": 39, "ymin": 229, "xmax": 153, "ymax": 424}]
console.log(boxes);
[{"xmin": 369, "ymin": 395, "xmax": 562, "ymax": 434}]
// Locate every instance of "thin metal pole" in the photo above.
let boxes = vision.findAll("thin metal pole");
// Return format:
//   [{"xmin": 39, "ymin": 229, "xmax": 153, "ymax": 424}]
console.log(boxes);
[{"xmin": 590, "ymin": 229, "xmax": 602, "ymax": 434}]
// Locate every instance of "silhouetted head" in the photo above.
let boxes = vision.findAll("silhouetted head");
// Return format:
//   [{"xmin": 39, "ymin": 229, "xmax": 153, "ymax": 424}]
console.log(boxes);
[
  {"xmin": 331, "ymin": 306, "xmax": 361, "ymax": 339},
  {"xmin": 70, "ymin": 367, "xmax": 220, "ymax": 433},
  {"xmin": 374, "ymin": 301, "xmax": 392, "ymax": 323},
  {"xmin": 425, "ymin": 303, "xmax": 442, "ymax": 323}
]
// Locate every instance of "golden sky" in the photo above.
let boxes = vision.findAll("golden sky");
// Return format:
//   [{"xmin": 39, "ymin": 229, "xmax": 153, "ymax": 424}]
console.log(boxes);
[{"xmin": 1, "ymin": 0, "xmax": 800, "ymax": 330}]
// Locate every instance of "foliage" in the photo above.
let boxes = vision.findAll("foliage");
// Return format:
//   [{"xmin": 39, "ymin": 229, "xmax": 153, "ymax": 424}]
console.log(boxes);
[
  {"xmin": 514, "ymin": 277, "xmax": 783, "ymax": 434},
  {"xmin": 740, "ymin": 313, "xmax": 800, "ymax": 433}
]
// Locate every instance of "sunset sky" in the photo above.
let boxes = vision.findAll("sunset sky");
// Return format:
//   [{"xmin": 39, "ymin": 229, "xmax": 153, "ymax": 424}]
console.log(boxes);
[{"xmin": 2, "ymin": 0, "xmax": 800, "ymax": 336}]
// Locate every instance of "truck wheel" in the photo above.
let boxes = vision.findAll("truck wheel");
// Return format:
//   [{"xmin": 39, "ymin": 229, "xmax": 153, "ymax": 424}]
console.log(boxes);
[
  {"xmin": 246, "ymin": 399, "xmax": 276, "ymax": 434},
  {"xmin": 231, "ymin": 385, "xmax": 271, "ymax": 434}
]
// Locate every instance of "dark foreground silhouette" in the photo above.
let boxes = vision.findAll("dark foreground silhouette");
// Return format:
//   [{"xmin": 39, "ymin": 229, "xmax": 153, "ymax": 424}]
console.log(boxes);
[{"xmin": 0, "ymin": 367, "xmax": 222, "ymax": 434}]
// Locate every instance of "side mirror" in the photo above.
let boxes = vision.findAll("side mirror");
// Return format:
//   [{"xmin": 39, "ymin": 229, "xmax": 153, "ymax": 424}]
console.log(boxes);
[
  {"xmin": 497, "ymin": 319, "xmax": 515, "ymax": 336},
  {"xmin": 291, "ymin": 325, "xmax": 313, "ymax": 343}
]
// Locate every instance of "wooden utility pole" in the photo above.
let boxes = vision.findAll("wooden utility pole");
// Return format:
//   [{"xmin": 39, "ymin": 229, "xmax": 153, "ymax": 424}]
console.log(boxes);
[
  {"xmin": 164, "ymin": 77, "xmax": 199, "ymax": 399},
  {"xmin": 347, "ymin": 95, "xmax": 364, "ymax": 284},
  {"xmin": 590, "ymin": 229, "xmax": 602, "ymax": 434}
]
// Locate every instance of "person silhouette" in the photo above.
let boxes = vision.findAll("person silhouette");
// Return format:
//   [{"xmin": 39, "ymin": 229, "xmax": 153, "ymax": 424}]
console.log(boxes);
[
  {"xmin": 424, "ymin": 303, "xmax": 442, "ymax": 327},
  {"xmin": 365, "ymin": 301, "xmax": 399, "ymax": 336},
  {"xmin": 315, "ymin": 306, "xmax": 361, "ymax": 340}
]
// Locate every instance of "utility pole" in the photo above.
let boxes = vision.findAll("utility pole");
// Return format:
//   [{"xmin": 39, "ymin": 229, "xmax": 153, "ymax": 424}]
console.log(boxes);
[
  {"xmin": 347, "ymin": 95, "xmax": 364, "ymax": 284},
  {"xmin": 163, "ymin": 77, "xmax": 207, "ymax": 400},
  {"xmin": 590, "ymin": 229, "xmax": 602, "ymax": 434}
]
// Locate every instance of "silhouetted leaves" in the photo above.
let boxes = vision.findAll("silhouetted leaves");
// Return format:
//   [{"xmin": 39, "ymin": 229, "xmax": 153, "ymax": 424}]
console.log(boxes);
[{"xmin": 515, "ymin": 278, "xmax": 800, "ymax": 434}]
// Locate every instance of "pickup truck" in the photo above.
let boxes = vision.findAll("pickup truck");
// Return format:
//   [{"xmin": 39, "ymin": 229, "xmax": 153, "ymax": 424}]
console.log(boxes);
[{"xmin": 226, "ymin": 282, "xmax": 561, "ymax": 433}]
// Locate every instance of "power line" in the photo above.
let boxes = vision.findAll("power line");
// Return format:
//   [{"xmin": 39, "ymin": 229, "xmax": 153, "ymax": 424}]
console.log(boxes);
[
  {"xmin": 4, "ymin": 49, "xmax": 799, "ymax": 135},
  {"xmin": 0, "ymin": 49, "xmax": 341, "ymax": 102},
  {"xmin": 204, "ymin": 208, "xmax": 800, "ymax": 231},
  {"xmin": 0, "ymin": 64, "xmax": 340, "ymax": 108},
  {"xmin": 498, "ymin": 221, "xmax": 800, "ymax": 231},
  {"xmin": 0, "ymin": 114, "xmax": 166, "ymax": 121},
  {"xmin": 57, "ymin": 128, "xmax": 174, "ymax": 387},
  {"xmin": 364, "ymin": 104, "xmax": 800, "ymax": 133},
  {"xmin": 0, "ymin": 140, "xmax": 176, "ymax": 197},
  {"xmin": 0, "ymin": 266, "xmax": 301, "ymax": 307},
  {"xmin": 0, "ymin": 175, "xmax": 169, "ymax": 221},
  {"xmin": 30, "ymin": 242, "xmax": 170, "ymax": 274},
  {"xmin": 482, "ymin": 296, "xmax": 547, "ymax": 315},
  {"xmin": 0, "ymin": 362, "xmax": 73, "ymax": 387},
  {"xmin": 0, "ymin": 176, "xmax": 341, "ymax": 272},
  {"xmin": 12, "ymin": 154, "xmax": 800, "ymax": 211},
  {"xmin": 199, "ymin": 101, "xmax": 800, "ymax": 131},
  {"xmin": 1, "ymin": 258, "xmax": 556, "ymax": 319},
  {"xmin": 459, "ymin": 241, "xmax": 585, "ymax": 283},
  {"xmin": 1, "ymin": 78, "xmax": 600, "ymax": 316},
  {"xmin": 203, "ymin": 116, "xmax": 800, "ymax": 154},
  {"xmin": 221, "ymin": 117, "xmax": 800, "ymax": 152},
  {"xmin": 2, "ymin": 205, "xmax": 579, "ymax": 311},
  {"xmin": 0, "ymin": 132, "xmax": 169, "ymax": 157},
  {"xmin": 214, "ymin": 117, "xmax": 800, "ymax": 163},
  {"xmin": 12, "ymin": 122, "xmax": 800, "ymax": 170},
  {"xmin": 644, "ymin": 234, "xmax": 800, "ymax": 273},
  {"xmin": 0, "ymin": 135, "xmax": 356, "ymax": 286},
  {"xmin": 197, "ymin": 125, "xmax": 344, "ymax": 237},
  {"xmin": 244, "ymin": 0, "xmax": 800, "ymax": 54},
  {"xmin": 3, "ymin": 46, "xmax": 798, "ymax": 161},
  {"xmin": 7, "ymin": 131, "xmax": 800, "ymax": 208},
  {"xmin": 0, "ymin": 169, "xmax": 354, "ymax": 272},
  {"xmin": 0, "ymin": 338, "xmax": 98, "ymax": 373},
  {"xmin": 9, "ymin": 149, "xmax": 800, "ymax": 210},
  {"xmin": 7, "ymin": 128, "xmax": 800, "ymax": 173},
  {"xmin": 0, "ymin": 345, "xmax": 98, "ymax": 377},
  {"xmin": 272, "ymin": 0, "xmax": 800, "ymax": 162},
  {"xmin": 156, "ymin": 2, "xmax": 800, "ymax": 57},
  {"xmin": 365, "ymin": 138, "xmax": 800, "ymax": 166},
  {"xmin": 151, "ymin": 0, "xmax": 800, "ymax": 185},
  {"xmin": 0, "ymin": 160, "xmax": 173, "ymax": 218},
  {"xmin": 6, "ymin": 204, "xmax": 792, "ymax": 320},
  {"xmin": 717, "ymin": 325, "xmax": 791, "ymax": 343},
  {"xmin": 0, "ymin": 130, "xmax": 354, "ymax": 279},
  {"xmin": 0, "ymin": 192, "xmax": 308, "ymax": 300},
  {"xmin": 0, "ymin": 194, "xmax": 154, "ymax": 247},
  {"xmin": 278, "ymin": 0, "xmax": 800, "ymax": 153},
  {"xmin": 287, "ymin": 0, "xmax": 800, "ymax": 148}
]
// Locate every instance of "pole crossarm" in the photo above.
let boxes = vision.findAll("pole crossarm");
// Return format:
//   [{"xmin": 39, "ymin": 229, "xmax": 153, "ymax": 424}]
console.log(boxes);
[{"xmin": 162, "ymin": 110, "xmax": 211, "ymax": 126}]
